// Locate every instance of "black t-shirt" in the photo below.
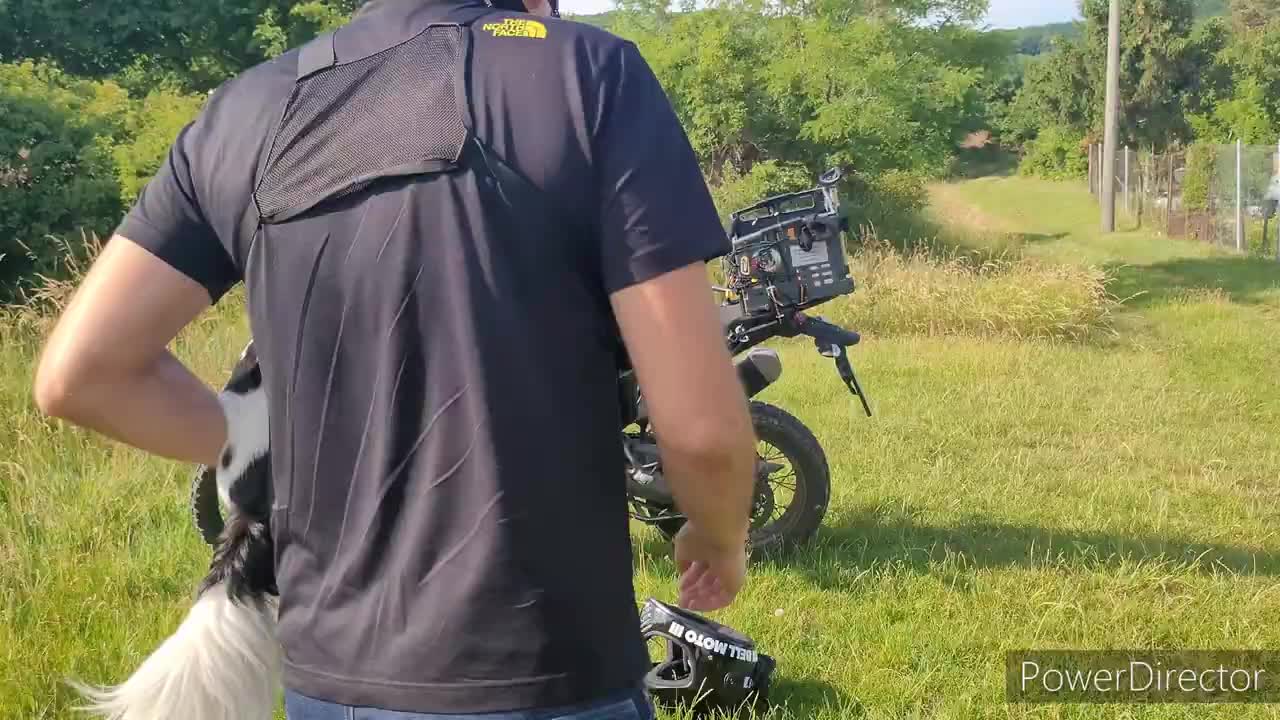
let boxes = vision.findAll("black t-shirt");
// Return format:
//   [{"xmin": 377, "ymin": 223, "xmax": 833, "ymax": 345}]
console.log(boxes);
[{"xmin": 117, "ymin": 0, "xmax": 730, "ymax": 714}]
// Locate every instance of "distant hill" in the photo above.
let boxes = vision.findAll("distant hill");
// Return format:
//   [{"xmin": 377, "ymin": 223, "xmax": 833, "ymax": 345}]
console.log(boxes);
[
  {"xmin": 993, "ymin": 0, "xmax": 1226, "ymax": 57},
  {"xmin": 563, "ymin": 10, "xmax": 617, "ymax": 29},
  {"xmin": 568, "ymin": 1, "xmax": 1226, "ymax": 50},
  {"xmin": 992, "ymin": 21, "xmax": 1083, "ymax": 56},
  {"xmin": 1195, "ymin": 0, "xmax": 1227, "ymax": 18}
]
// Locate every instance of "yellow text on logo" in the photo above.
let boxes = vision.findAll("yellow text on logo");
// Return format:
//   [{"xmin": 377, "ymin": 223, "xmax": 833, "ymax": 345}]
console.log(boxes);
[{"xmin": 482, "ymin": 19, "xmax": 547, "ymax": 38}]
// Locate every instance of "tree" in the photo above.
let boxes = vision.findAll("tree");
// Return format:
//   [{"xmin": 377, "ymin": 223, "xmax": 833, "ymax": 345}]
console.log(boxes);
[
  {"xmin": 770, "ymin": 17, "xmax": 988, "ymax": 176},
  {"xmin": 615, "ymin": 0, "xmax": 998, "ymax": 180},
  {"xmin": 1230, "ymin": 0, "xmax": 1280, "ymax": 31},
  {"xmin": 612, "ymin": 7, "xmax": 787, "ymax": 183},
  {"xmin": 788, "ymin": 0, "xmax": 989, "ymax": 24},
  {"xmin": 610, "ymin": 0, "xmax": 1001, "ymax": 240},
  {"xmin": 0, "ymin": 0, "xmax": 361, "ymax": 92},
  {"xmin": 1006, "ymin": 0, "xmax": 1203, "ymax": 152},
  {"xmin": 1189, "ymin": 16, "xmax": 1280, "ymax": 142},
  {"xmin": 1000, "ymin": 37, "xmax": 1096, "ymax": 146},
  {"xmin": 0, "ymin": 62, "xmax": 130, "ymax": 298},
  {"xmin": 1080, "ymin": 0, "xmax": 1199, "ymax": 149}
]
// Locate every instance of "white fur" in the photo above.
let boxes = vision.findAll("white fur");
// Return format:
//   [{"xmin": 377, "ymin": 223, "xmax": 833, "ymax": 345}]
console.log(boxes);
[
  {"xmin": 1267, "ymin": 174, "xmax": 1280, "ymax": 203},
  {"xmin": 215, "ymin": 384, "xmax": 270, "ymax": 509},
  {"xmin": 71, "ymin": 583, "xmax": 281, "ymax": 720}
]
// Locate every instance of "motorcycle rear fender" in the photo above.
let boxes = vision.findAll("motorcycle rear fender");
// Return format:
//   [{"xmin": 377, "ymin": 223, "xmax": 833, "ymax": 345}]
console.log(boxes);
[{"xmin": 633, "ymin": 348, "xmax": 782, "ymax": 423}]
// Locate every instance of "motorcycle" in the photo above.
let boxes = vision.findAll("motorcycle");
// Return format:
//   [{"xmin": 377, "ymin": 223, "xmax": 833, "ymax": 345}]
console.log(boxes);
[
  {"xmin": 620, "ymin": 167, "xmax": 872, "ymax": 555},
  {"xmin": 190, "ymin": 169, "xmax": 872, "ymax": 556}
]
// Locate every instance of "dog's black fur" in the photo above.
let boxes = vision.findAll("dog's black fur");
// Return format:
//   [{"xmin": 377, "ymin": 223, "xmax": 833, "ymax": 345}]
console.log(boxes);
[{"xmin": 199, "ymin": 506, "xmax": 278, "ymax": 603}]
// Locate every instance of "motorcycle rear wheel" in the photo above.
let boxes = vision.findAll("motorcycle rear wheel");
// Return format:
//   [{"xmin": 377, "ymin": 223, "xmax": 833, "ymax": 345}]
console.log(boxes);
[{"xmin": 653, "ymin": 401, "xmax": 830, "ymax": 556}]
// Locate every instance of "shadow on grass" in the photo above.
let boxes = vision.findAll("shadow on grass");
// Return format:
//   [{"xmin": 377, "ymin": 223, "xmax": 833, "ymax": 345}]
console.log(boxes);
[
  {"xmin": 761, "ymin": 509, "xmax": 1280, "ymax": 592},
  {"xmin": 1013, "ymin": 231, "xmax": 1069, "ymax": 245},
  {"xmin": 763, "ymin": 676, "xmax": 860, "ymax": 718},
  {"xmin": 635, "ymin": 508, "xmax": 1280, "ymax": 587},
  {"xmin": 1107, "ymin": 256, "xmax": 1280, "ymax": 308},
  {"xmin": 633, "ymin": 506, "xmax": 1280, "ymax": 585}
]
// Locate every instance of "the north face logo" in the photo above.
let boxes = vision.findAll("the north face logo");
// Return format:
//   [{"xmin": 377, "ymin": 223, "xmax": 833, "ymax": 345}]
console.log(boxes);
[{"xmin": 482, "ymin": 19, "xmax": 547, "ymax": 38}]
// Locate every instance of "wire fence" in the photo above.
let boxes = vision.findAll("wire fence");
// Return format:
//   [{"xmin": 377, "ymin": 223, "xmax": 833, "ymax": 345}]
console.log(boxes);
[{"xmin": 1087, "ymin": 141, "xmax": 1280, "ymax": 259}]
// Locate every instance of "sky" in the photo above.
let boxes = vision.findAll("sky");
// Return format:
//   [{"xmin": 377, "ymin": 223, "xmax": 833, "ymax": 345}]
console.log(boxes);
[
  {"xmin": 983, "ymin": 0, "xmax": 1081, "ymax": 29},
  {"xmin": 559, "ymin": 0, "xmax": 1084, "ymax": 28}
]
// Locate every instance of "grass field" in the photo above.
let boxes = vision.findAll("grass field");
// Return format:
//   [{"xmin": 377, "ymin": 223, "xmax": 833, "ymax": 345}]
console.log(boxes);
[{"xmin": 5, "ymin": 176, "xmax": 1280, "ymax": 719}]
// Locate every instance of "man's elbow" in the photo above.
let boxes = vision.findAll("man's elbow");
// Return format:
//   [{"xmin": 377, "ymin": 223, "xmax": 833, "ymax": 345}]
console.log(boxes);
[
  {"xmin": 33, "ymin": 353, "xmax": 94, "ymax": 421},
  {"xmin": 34, "ymin": 364, "xmax": 72, "ymax": 419}
]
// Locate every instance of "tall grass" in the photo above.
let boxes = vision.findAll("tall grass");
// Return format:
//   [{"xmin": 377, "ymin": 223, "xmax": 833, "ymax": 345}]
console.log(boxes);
[
  {"xmin": 6, "ymin": 178, "xmax": 1280, "ymax": 719},
  {"xmin": 828, "ymin": 236, "xmax": 1121, "ymax": 343},
  {"xmin": 0, "ymin": 231, "xmax": 104, "ymax": 340}
]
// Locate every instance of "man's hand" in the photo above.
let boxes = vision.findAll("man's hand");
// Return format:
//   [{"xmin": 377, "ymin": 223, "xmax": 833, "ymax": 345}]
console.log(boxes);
[
  {"xmin": 674, "ymin": 521, "xmax": 747, "ymax": 612},
  {"xmin": 33, "ymin": 234, "xmax": 228, "ymax": 467}
]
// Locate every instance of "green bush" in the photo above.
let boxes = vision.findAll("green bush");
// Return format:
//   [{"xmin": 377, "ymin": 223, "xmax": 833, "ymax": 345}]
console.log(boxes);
[
  {"xmin": 708, "ymin": 159, "xmax": 814, "ymax": 223},
  {"xmin": 113, "ymin": 91, "xmax": 206, "ymax": 204},
  {"xmin": 1017, "ymin": 126, "xmax": 1087, "ymax": 180},
  {"xmin": 1182, "ymin": 143, "xmax": 1216, "ymax": 212},
  {"xmin": 707, "ymin": 161, "xmax": 932, "ymax": 250},
  {"xmin": 850, "ymin": 169, "xmax": 931, "ymax": 243},
  {"xmin": 1248, "ymin": 220, "xmax": 1278, "ymax": 259},
  {"xmin": 0, "ymin": 61, "xmax": 129, "ymax": 299},
  {"xmin": 0, "ymin": 60, "xmax": 204, "ymax": 302}
]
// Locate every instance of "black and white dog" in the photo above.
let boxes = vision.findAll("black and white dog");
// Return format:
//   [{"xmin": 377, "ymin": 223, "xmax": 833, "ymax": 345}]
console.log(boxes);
[{"xmin": 72, "ymin": 345, "xmax": 282, "ymax": 720}]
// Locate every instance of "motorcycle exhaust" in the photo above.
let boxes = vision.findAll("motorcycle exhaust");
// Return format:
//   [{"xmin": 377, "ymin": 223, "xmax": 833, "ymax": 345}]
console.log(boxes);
[
  {"xmin": 633, "ymin": 349, "xmax": 780, "ymax": 425},
  {"xmin": 737, "ymin": 348, "xmax": 782, "ymax": 399}
]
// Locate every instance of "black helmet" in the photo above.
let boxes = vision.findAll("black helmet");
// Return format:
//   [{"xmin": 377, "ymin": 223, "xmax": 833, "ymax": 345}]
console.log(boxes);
[
  {"xmin": 639, "ymin": 598, "xmax": 776, "ymax": 715},
  {"xmin": 483, "ymin": 0, "xmax": 560, "ymax": 16}
]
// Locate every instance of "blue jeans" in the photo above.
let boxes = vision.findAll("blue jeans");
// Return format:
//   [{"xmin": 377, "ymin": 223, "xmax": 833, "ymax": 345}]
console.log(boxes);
[{"xmin": 284, "ymin": 687, "xmax": 656, "ymax": 720}]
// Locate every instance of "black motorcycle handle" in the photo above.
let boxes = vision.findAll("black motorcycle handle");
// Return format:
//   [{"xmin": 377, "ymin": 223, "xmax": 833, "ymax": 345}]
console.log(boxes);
[{"xmin": 724, "ymin": 307, "xmax": 872, "ymax": 418}]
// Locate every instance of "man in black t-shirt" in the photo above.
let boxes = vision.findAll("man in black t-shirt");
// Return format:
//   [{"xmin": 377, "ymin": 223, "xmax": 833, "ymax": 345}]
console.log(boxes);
[{"xmin": 34, "ymin": 0, "xmax": 758, "ymax": 717}]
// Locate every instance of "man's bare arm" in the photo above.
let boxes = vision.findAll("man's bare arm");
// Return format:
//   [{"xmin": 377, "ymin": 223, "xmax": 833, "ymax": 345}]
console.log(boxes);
[
  {"xmin": 610, "ymin": 261, "xmax": 757, "ymax": 553},
  {"xmin": 33, "ymin": 235, "xmax": 227, "ymax": 467}
]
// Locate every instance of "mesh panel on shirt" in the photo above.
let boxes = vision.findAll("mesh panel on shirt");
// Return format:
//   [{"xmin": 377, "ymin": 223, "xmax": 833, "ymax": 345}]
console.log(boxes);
[{"xmin": 255, "ymin": 25, "xmax": 469, "ymax": 222}]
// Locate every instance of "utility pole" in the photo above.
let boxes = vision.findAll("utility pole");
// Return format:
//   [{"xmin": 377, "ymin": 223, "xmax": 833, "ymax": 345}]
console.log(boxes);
[
  {"xmin": 1237, "ymin": 139, "xmax": 1244, "ymax": 252},
  {"xmin": 1101, "ymin": 0, "xmax": 1121, "ymax": 233}
]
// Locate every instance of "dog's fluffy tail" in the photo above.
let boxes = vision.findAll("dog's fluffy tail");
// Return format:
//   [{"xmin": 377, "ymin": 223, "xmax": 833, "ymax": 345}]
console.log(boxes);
[
  {"xmin": 72, "ymin": 512, "xmax": 280, "ymax": 720},
  {"xmin": 72, "ymin": 585, "xmax": 279, "ymax": 720}
]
